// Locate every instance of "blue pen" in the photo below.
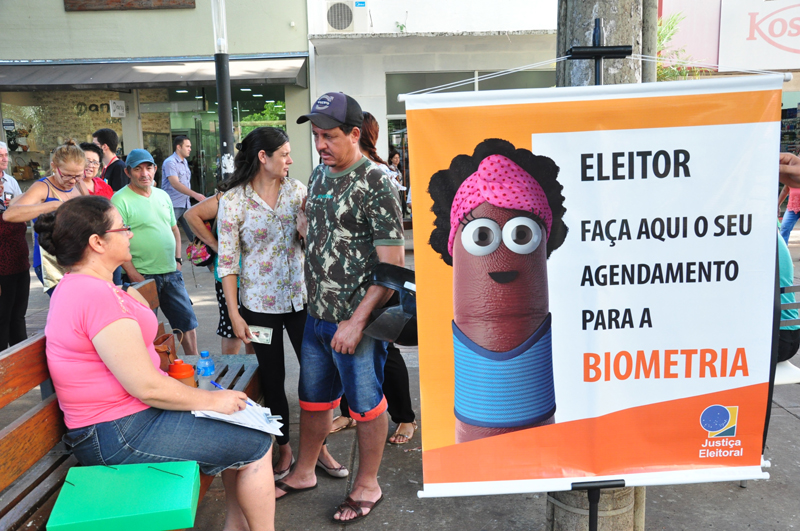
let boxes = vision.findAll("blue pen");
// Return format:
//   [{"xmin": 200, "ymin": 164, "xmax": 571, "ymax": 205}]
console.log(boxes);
[{"xmin": 210, "ymin": 380, "xmax": 257, "ymax": 407}]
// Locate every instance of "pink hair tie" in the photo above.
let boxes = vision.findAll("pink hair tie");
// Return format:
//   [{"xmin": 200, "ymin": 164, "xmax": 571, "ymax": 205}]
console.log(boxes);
[{"xmin": 448, "ymin": 154, "xmax": 553, "ymax": 255}]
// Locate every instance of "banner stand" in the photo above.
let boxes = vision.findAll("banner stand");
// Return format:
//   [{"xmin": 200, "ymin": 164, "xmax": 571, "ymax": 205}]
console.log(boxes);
[
  {"xmin": 565, "ymin": 19, "xmax": 634, "ymax": 529},
  {"xmin": 571, "ymin": 479, "xmax": 626, "ymax": 531}
]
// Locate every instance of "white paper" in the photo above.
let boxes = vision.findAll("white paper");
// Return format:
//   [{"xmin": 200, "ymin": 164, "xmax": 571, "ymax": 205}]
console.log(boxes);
[{"xmin": 193, "ymin": 403, "xmax": 283, "ymax": 436}]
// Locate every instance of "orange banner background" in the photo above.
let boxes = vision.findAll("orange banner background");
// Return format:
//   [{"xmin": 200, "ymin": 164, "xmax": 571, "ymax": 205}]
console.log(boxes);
[{"xmin": 406, "ymin": 88, "xmax": 780, "ymax": 472}]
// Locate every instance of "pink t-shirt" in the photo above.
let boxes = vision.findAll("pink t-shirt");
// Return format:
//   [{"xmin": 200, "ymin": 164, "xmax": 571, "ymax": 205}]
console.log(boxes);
[{"xmin": 45, "ymin": 273, "xmax": 164, "ymax": 429}]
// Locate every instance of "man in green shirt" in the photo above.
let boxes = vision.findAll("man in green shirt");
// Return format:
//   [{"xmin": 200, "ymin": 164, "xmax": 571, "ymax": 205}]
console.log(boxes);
[
  {"xmin": 111, "ymin": 149, "xmax": 199, "ymax": 356},
  {"xmin": 276, "ymin": 93, "xmax": 404, "ymax": 524}
]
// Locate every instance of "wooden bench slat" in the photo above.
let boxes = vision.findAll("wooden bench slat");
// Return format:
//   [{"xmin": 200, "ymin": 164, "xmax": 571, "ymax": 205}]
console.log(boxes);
[
  {"xmin": 0, "ymin": 450, "xmax": 70, "ymax": 520},
  {"xmin": 216, "ymin": 362, "xmax": 238, "ymax": 389},
  {"xmin": 130, "ymin": 279, "xmax": 159, "ymax": 311},
  {"xmin": 0, "ymin": 455, "xmax": 76, "ymax": 531},
  {"xmin": 0, "ymin": 334, "xmax": 49, "ymax": 409},
  {"xmin": 0, "ymin": 395, "xmax": 67, "ymax": 493}
]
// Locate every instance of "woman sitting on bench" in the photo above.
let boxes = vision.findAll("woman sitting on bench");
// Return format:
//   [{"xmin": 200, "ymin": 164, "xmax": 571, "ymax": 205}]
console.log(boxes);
[{"xmin": 35, "ymin": 195, "xmax": 276, "ymax": 531}]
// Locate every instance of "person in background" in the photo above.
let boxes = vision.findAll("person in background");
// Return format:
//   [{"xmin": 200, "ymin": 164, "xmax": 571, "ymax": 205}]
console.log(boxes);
[
  {"xmin": 779, "ymin": 179, "xmax": 800, "ymax": 244},
  {"xmin": 36, "ymin": 195, "xmax": 276, "ymax": 531},
  {"xmin": 79, "ymin": 143, "xmax": 113, "ymax": 199},
  {"xmin": 0, "ymin": 175, "xmax": 30, "ymax": 350},
  {"xmin": 1, "ymin": 141, "xmax": 23, "ymax": 199},
  {"xmin": 92, "ymin": 128, "xmax": 127, "ymax": 192},
  {"xmin": 184, "ymin": 194, "xmax": 256, "ymax": 356},
  {"xmin": 330, "ymin": 112, "xmax": 417, "ymax": 445},
  {"xmin": 217, "ymin": 127, "xmax": 347, "ymax": 481},
  {"xmin": 111, "ymin": 149, "xmax": 200, "ymax": 356},
  {"xmin": 388, "ymin": 149, "xmax": 408, "ymax": 218},
  {"xmin": 3, "ymin": 140, "xmax": 86, "ymax": 296},
  {"xmin": 162, "ymin": 136, "xmax": 205, "ymax": 244}
]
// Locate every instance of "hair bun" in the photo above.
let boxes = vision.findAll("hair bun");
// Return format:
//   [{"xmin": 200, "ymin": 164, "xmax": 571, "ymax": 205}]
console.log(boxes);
[{"xmin": 33, "ymin": 211, "xmax": 59, "ymax": 256}]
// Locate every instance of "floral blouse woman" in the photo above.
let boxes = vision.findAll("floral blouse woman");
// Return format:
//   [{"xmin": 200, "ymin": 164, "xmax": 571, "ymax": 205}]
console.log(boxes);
[{"xmin": 217, "ymin": 126, "xmax": 347, "ymax": 481}]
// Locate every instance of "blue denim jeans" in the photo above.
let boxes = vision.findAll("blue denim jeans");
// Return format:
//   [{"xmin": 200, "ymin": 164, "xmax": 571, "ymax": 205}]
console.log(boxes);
[
  {"xmin": 143, "ymin": 271, "xmax": 198, "ymax": 333},
  {"xmin": 781, "ymin": 210, "xmax": 800, "ymax": 244},
  {"xmin": 298, "ymin": 316, "xmax": 388, "ymax": 421},
  {"xmin": 63, "ymin": 407, "xmax": 272, "ymax": 476}
]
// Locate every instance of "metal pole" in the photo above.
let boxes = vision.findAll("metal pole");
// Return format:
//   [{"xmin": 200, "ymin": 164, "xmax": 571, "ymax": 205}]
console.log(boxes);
[
  {"xmin": 214, "ymin": 53, "xmax": 235, "ymax": 182},
  {"xmin": 593, "ymin": 18, "xmax": 604, "ymax": 86},
  {"xmin": 642, "ymin": 0, "xmax": 658, "ymax": 83}
]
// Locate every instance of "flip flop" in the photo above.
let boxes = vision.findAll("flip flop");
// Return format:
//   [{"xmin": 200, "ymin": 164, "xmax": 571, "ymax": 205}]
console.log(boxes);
[
  {"xmin": 388, "ymin": 421, "xmax": 417, "ymax": 445},
  {"xmin": 332, "ymin": 494, "xmax": 384, "ymax": 523},
  {"xmin": 330, "ymin": 416, "xmax": 357, "ymax": 434},
  {"xmin": 275, "ymin": 480, "xmax": 317, "ymax": 501},
  {"xmin": 273, "ymin": 456, "xmax": 295, "ymax": 481},
  {"xmin": 316, "ymin": 458, "xmax": 349, "ymax": 478}
]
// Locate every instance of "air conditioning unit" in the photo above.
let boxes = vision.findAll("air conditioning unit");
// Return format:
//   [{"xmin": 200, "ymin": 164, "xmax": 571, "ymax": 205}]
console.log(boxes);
[{"xmin": 326, "ymin": 0, "xmax": 369, "ymax": 33}]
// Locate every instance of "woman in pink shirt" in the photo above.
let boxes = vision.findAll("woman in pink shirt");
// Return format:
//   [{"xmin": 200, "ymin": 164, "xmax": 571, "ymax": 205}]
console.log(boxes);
[{"xmin": 37, "ymin": 196, "xmax": 276, "ymax": 531}]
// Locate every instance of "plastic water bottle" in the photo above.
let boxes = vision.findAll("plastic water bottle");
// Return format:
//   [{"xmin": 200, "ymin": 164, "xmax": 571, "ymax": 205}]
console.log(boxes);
[{"xmin": 196, "ymin": 351, "xmax": 215, "ymax": 390}]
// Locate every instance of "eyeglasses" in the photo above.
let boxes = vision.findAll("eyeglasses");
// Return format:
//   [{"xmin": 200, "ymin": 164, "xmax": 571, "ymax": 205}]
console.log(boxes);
[
  {"xmin": 55, "ymin": 167, "xmax": 84, "ymax": 181},
  {"xmin": 105, "ymin": 225, "xmax": 131, "ymax": 234},
  {"xmin": 85, "ymin": 161, "xmax": 101, "ymax": 167}
]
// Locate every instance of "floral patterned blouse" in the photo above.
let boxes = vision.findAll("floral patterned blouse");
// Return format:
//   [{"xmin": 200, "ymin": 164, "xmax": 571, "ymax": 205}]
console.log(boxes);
[{"xmin": 217, "ymin": 178, "xmax": 307, "ymax": 314}]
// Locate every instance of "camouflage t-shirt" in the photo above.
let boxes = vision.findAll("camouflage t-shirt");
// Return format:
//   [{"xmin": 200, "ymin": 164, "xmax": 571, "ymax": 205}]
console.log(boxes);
[{"xmin": 305, "ymin": 156, "xmax": 404, "ymax": 323}]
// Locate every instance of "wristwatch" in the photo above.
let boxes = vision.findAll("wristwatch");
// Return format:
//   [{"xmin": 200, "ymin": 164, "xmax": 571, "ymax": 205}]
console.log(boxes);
[{"xmin": 175, "ymin": 257, "xmax": 183, "ymax": 264}]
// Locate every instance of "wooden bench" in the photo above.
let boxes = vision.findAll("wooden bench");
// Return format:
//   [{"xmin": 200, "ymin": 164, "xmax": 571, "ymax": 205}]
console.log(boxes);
[{"xmin": 0, "ymin": 279, "xmax": 261, "ymax": 530}]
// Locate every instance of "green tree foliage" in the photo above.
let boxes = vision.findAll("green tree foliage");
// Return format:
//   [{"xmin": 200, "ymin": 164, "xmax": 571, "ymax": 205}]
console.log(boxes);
[
  {"xmin": 240, "ymin": 101, "xmax": 286, "ymax": 137},
  {"xmin": 657, "ymin": 13, "xmax": 706, "ymax": 81}
]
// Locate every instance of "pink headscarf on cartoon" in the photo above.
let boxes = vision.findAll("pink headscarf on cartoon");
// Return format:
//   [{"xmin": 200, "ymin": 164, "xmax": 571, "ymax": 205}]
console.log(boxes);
[{"xmin": 448, "ymin": 154, "xmax": 553, "ymax": 254}]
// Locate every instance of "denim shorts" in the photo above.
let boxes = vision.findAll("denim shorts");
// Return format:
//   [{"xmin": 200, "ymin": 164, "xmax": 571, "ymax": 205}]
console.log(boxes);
[
  {"xmin": 144, "ymin": 271, "xmax": 198, "ymax": 333},
  {"xmin": 63, "ymin": 407, "xmax": 272, "ymax": 476},
  {"xmin": 298, "ymin": 316, "xmax": 388, "ymax": 422}
]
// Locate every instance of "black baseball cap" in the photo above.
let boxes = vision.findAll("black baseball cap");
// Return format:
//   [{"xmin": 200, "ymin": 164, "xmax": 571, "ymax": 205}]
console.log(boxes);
[{"xmin": 297, "ymin": 92, "xmax": 363, "ymax": 129}]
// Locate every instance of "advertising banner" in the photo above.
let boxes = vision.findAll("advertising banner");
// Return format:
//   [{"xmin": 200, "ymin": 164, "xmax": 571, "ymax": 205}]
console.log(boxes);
[
  {"xmin": 405, "ymin": 74, "xmax": 783, "ymax": 497},
  {"xmin": 719, "ymin": 0, "xmax": 800, "ymax": 71}
]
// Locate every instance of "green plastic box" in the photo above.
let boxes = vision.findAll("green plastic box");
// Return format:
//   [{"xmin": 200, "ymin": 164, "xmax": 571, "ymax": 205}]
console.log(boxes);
[{"xmin": 47, "ymin": 461, "xmax": 200, "ymax": 531}]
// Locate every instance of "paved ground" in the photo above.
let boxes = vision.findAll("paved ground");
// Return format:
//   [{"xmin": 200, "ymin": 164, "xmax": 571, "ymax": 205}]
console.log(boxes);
[{"xmin": 7, "ymin": 227, "xmax": 800, "ymax": 530}]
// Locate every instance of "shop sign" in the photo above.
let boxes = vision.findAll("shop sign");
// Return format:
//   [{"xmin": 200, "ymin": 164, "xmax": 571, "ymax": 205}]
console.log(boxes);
[
  {"xmin": 64, "ymin": 0, "xmax": 195, "ymax": 11},
  {"xmin": 2, "ymin": 119, "xmax": 14, "ymax": 131},
  {"xmin": 110, "ymin": 100, "xmax": 126, "ymax": 118},
  {"xmin": 719, "ymin": 0, "xmax": 800, "ymax": 71},
  {"xmin": 405, "ymin": 74, "xmax": 782, "ymax": 497}
]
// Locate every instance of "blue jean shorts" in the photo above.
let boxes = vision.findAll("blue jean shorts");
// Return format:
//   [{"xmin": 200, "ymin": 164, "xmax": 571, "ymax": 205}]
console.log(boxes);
[
  {"xmin": 63, "ymin": 407, "xmax": 272, "ymax": 476},
  {"xmin": 298, "ymin": 316, "xmax": 388, "ymax": 422},
  {"xmin": 144, "ymin": 271, "xmax": 198, "ymax": 333}
]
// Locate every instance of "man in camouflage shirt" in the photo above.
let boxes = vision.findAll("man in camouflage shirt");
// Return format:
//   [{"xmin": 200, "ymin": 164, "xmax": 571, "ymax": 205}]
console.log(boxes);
[{"xmin": 276, "ymin": 93, "xmax": 404, "ymax": 524}]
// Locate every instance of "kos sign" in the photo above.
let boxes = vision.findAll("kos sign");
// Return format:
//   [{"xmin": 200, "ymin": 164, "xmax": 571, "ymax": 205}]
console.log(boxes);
[{"xmin": 719, "ymin": 0, "xmax": 800, "ymax": 71}]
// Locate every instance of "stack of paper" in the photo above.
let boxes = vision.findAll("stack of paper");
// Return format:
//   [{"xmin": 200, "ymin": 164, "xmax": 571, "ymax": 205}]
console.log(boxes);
[{"xmin": 193, "ymin": 402, "xmax": 283, "ymax": 436}]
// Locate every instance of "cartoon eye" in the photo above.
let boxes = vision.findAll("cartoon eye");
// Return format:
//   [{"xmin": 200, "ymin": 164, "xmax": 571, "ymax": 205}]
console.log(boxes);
[
  {"xmin": 502, "ymin": 217, "xmax": 542, "ymax": 255},
  {"xmin": 460, "ymin": 218, "xmax": 501, "ymax": 256}
]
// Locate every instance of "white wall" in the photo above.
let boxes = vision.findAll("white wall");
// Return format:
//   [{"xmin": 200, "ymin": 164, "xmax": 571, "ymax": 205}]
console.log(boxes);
[
  {"xmin": 308, "ymin": 0, "xmax": 557, "ymax": 35},
  {"xmin": 309, "ymin": 32, "xmax": 556, "ymax": 162}
]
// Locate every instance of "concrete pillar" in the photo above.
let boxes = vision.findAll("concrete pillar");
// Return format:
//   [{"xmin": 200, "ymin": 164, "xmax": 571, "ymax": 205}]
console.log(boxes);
[
  {"xmin": 119, "ymin": 89, "xmax": 143, "ymax": 153},
  {"xmin": 285, "ymin": 84, "xmax": 313, "ymax": 184},
  {"xmin": 642, "ymin": 0, "xmax": 658, "ymax": 82},
  {"xmin": 556, "ymin": 0, "xmax": 643, "ymax": 87},
  {"xmin": 546, "ymin": 488, "xmax": 635, "ymax": 530}
]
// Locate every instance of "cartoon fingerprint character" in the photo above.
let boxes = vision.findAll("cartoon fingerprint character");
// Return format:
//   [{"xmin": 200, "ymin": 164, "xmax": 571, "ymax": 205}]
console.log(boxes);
[{"xmin": 428, "ymin": 139, "xmax": 567, "ymax": 444}]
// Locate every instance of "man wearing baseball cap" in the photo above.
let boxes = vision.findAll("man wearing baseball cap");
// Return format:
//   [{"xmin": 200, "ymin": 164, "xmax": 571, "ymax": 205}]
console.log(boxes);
[
  {"xmin": 276, "ymin": 93, "xmax": 404, "ymax": 523},
  {"xmin": 111, "ymin": 149, "xmax": 199, "ymax": 356}
]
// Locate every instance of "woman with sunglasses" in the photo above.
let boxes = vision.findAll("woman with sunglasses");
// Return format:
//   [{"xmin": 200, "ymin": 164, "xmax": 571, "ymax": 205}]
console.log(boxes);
[
  {"xmin": 79, "ymin": 142, "xmax": 113, "ymax": 198},
  {"xmin": 3, "ymin": 139, "xmax": 86, "ymax": 296},
  {"xmin": 36, "ymin": 195, "xmax": 276, "ymax": 531}
]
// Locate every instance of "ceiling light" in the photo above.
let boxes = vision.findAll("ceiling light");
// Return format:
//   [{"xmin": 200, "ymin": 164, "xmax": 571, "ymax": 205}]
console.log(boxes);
[
  {"xmin": 176, "ymin": 89, "xmax": 188, "ymax": 93},
  {"xmin": 266, "ymin": 100, "xmax": 274, "ymax": 103},
  {"xmin": 195, "ymin": 95, "xmax": 203, "ymax": 99},
  {"xmin": 253, "ymin": 94, "xmax": 263, "ymax": 97},
  {"xmin": 240, "ymin": 88, "xmax": 252, "ymax": 92}
]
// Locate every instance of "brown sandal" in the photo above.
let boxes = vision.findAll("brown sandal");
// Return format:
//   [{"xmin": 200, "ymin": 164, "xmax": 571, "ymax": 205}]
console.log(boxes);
[
  {"xmin": 330, "ymin": 416, "xmax": 357, "ymax": 434},
  {"xmin": 388, "ymin": 421, "xmax": 417, "ymax": 445},
  {"xmin": 332, "ymin": 494, "xmax": 384, "ymax": 523}
]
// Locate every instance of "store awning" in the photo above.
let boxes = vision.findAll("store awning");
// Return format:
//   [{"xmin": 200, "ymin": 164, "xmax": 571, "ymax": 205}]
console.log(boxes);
[{"xmin": 0, "ymin": 56, "xmax": 307, "ymax": 91}]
